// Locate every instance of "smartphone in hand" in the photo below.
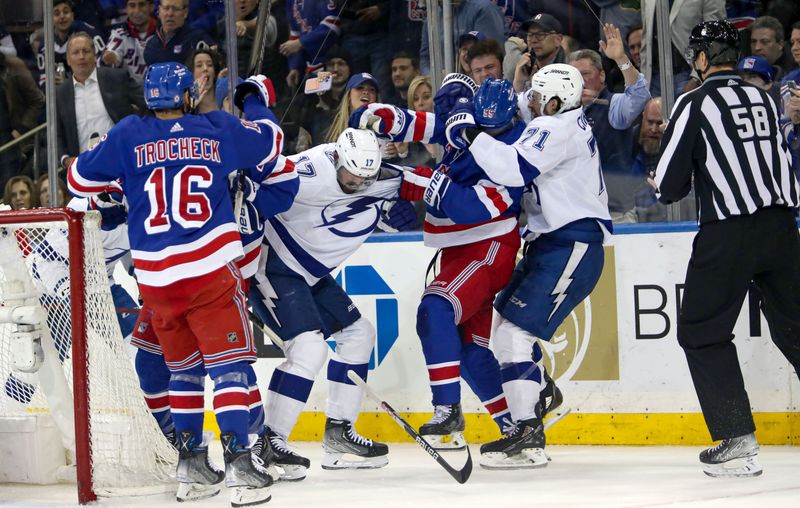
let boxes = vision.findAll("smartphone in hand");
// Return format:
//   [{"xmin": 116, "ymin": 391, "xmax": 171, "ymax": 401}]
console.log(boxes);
[{"xmin": 304, "ymin": 72, "xmax": 333, "ymax": 95}]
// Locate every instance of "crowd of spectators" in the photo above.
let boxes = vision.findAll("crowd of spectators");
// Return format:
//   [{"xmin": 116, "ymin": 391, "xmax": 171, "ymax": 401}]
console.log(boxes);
[{"xmin": 1, "ymin": 0, "xmax": 799, "ymax": 225}]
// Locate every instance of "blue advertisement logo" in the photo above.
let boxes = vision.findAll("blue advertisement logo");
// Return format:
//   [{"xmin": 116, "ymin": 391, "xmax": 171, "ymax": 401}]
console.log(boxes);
[{"xmin": 333, "ymin": 265, "xmax": 399, "ymax": 369}]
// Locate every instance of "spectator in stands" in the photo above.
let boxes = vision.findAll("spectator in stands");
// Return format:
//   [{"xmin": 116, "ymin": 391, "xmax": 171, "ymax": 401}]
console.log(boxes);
[
  {"xmin": 324, "ymin": 72, "xmax": 379, "ymax": 143},
  {"xmin": 102, "ymin": 0, "xmax": 157, "ymax": 84},
  {"xmin": 187, "ymin": 48, "xmax": 223, "ymax": 114},
  {"xmin": 511, "ymin": 13, "xmax": 566, "ymax": 92},
  {"xmin": 0, "ymin": 24, "xmax": 16, "ymax": 57},
  {"xmin": 751, "ymin": 16, "xmax": 795, "ymax": 80},
  {"xmin": 737, "ymin": 55, "xmax": 781, "ymax": 105},
  {"xmin": 467, "ymin": 38, "xmax": 504, "ymax": 84},
  {"xmin": 459, "ymin": 31, "xmax": 486, "ymax": 75},
  {"xmin": 0, "ymin": 52, "xmax": 45, "ymax": 188},
  {"xmin": 569, "ymin": 45, "xmax": 649, "ymax": 222},
  {"xmin": 36, "ymin": 174, "xmax": 69, "ymax": 208},
  {"xmin": 594, "ymin": 0, "xmax": 642, "ymax": 46},
  {"xmin": 404, "ymin": 75, "xmax": 437, "ymax": 168},
  {"xmin": 3, "ymin": 175, "xmax": 37, "ymax": 210},
  {"xmin": 783, "ymin": 71, "xmax": 800, "ymax": 174},
  {"xmin": 297, "ymin": 46, "xmax": 352, "ymax": 145},
  {"xmin": 281, "ymin": 0, "xmax": 341, "ymax": 88},
  {"xmin": 492, "ymin": 0, "xmax": 529, "ymax": 40},
  {"xmin": 420, "ymin": 0, "xmax": 504, "ymax": 75},
  {"xmin": 388, "ymin": 0, "xmax": 426, "ymax": 56},
  {"xmin": 144, "ymin": 0, "xmax": 215, "ymax": 66},
  {"xmin": 216, "ymin": 0, "xmax": 277, "ymax": 78},
  {"xmin": 640, "ymin": 0, "xmax": 725, "ymax": 96},
  {"xmin": 39, "ymin": 0, "xmax": 105, "ymax": 87},
  {"xmin": 385, "ymin": 51, "xmax": 420, "ymax": 107},
  {"xmin": 338, "ymin": 0, "xmax": 393, "ymax": 95},
  {"xmin": 790, "ymin": 21, "xmax": 800, "ymax": 69},
  {"xmin": 627, "ymin": 24, "xmax": 643, "ymax": 70},
  {"xmin": 57, "ymin": 33, "xmax": 147, "ymax": 171}
]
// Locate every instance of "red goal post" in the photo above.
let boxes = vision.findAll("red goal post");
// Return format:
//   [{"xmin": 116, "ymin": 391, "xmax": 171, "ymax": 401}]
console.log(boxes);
[{"xmin": 0, "ymin": 208, "xmax": 176, "ymax": 504}]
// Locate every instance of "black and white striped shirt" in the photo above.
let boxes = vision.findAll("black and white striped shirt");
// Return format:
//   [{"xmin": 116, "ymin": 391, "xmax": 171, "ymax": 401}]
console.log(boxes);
[{"xmin": 655, "ymin": 72, "xmax": 799, "ymax": 224}]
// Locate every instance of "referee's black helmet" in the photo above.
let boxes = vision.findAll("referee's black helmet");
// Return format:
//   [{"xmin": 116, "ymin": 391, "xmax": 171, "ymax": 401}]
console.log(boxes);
[{"xmin": 685, "ymin": 20, "xmax": 740, "ymax": 66}]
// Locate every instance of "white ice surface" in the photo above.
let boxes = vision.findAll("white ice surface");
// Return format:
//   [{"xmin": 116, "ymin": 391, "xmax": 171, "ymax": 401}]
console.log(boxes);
[{"xmin": 1, "ymin": 443, "xmax": 798, "ymax": 507}]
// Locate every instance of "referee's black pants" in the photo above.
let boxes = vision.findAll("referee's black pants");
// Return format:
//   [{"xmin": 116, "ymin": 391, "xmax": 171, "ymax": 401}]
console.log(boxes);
[{"xmin": 678, "ymin": 207, "xmax": 800, "ymax": 441}]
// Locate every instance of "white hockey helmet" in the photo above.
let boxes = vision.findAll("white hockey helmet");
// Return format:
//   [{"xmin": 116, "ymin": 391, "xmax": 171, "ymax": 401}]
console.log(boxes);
[
  {"xmin": 529, "ymin": 63, "xmax": 584, "ymax": 115},
  {"xmin": 335, "ymin": 128, "xmax": 382, "ymax": 178}
]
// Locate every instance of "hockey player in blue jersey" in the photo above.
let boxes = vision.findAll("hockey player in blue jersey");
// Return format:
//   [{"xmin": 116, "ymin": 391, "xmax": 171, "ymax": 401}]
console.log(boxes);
[
  {"xmin": 441, "ymin": 64, "xmax": 612, "ymax": 469},
  {"xmin": 68, "ymin": 62, "xmax": 284, "ymax": 506},
  {"xmin": 248, "ymin": 128, "xmax": 417, "ymax": 480}
]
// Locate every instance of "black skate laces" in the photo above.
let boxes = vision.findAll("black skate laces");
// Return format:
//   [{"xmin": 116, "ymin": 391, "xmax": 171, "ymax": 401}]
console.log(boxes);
[
  {"xmin": 269, "ymin": 434, "xmax": 299, "ymax": 456},
  {"xmin": 345, "ymin": 424, "xmax": 373, "ymax": 446}
]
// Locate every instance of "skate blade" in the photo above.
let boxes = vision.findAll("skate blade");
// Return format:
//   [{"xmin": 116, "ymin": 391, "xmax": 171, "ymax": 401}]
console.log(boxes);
[
  {"xmin": 230, "ymin": 485, "xmax": 271, "ymax": 507},
  {"xmin": 702, "ymin": 455, "xmax": 762, "ymax": 478},
  {"xmin": 275, "ymin": 463, "xmax": 307, "ymax": 482},
  {"xmin": 424, "ymin": 432, "xmax": 466, "ymax": 451},
  {"xmin": 480, "ymin": 448, "xmax": 548, "ymax": 470},
  {"xmin": 321, "ymin": 452, "xmax": 389, "ymax": 470},
  {"xmin": 176, "ymin": 481, "xmax": 222, "ymax": 502}
]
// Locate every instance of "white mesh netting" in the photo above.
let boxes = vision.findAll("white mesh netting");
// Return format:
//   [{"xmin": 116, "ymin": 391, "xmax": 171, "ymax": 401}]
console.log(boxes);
[{"xmin": 0, "ymin": 211, "xmax": 176, "ymax": 496}]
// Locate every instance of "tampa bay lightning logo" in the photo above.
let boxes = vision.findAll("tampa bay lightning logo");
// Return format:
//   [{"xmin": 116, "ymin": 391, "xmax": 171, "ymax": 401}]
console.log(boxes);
[{"xmin": 319, "ymin": 196, "xmax": 382, "ymax": 237}]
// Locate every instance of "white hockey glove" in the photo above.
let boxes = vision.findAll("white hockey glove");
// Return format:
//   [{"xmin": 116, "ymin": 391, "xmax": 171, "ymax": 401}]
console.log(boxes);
[
  {"xmin": 234, "ymin": 74, "xmax": 277, "ymax": 110},
  {"xmin": 350, "ymin": 103, "xmax": 407, "ymax": 137}
]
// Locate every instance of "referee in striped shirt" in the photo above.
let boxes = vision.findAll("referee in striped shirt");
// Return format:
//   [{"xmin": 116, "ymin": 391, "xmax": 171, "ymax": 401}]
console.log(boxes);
[{"xmin": 655, "ymin": 20, "xmax": 800, "ymax": 478}]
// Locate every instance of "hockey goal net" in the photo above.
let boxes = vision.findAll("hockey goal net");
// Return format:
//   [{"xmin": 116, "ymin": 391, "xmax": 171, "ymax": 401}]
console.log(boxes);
[{"xmin": 0, "ymin": 208, "xmax": 176, "ymax": 503}]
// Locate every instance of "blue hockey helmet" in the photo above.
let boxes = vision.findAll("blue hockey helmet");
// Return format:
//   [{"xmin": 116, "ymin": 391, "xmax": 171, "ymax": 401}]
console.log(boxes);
[
  {"xmin": 473, "ymin": 78, "xmax": 517, "ymax": 128},
  {"xmin": 143, "ymin": 62, "xmax": 197, "ymax": 111}
]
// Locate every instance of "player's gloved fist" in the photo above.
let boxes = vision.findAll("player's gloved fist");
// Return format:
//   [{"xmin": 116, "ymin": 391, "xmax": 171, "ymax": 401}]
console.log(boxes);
[
  {"xmin": 378, "ymin": 199, "xmax": 418, "ymax": 232},
  {"xmin": 350, "ymin": 103, "xmax": 405, "ymax": 137},
  {"xmin": 445, "ymin": 98, "xmax": 479, "ymax": 150},
  {"xmin": 421, "ymin": 167, "xmax": 451, "ymax": 209},
  {"xmin": 236, "ymin": 200, "xmax": 263, "ymax": 236},
  {"xmin": 234, "ymin": 74, "xmax": 277, "ymax": 110},
  {"xmin": 228, "ymin": 172, "xmax": 260, "ymax": 203},
  {"xmin": 90, "ymin": 185, "xmax": 126, "ymax": 231},
  {"xmin": 400, "ymin": 166, "xmax": 434, "ymax": 201},
  {"xmin": 434, "ymin": 72, "xmax": 478, "ymax": 120}
]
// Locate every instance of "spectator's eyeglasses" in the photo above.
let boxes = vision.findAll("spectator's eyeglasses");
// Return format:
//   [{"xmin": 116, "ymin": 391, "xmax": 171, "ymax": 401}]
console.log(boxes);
[{"xmin": 526, "ymin": 31, "xmax": 556, "ymax": 41}]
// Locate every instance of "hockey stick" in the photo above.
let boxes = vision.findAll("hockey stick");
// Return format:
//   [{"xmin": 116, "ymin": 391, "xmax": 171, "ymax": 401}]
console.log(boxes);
[{"xmin": 346, "ymin": 370, "xmax": 473, "ymax": 484}]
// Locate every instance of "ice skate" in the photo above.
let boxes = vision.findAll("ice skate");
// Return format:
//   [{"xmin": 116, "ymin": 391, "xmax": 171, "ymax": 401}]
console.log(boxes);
[
  {"xmin": 261, "ymin": 427, "xmax": 310, "ymax": 481},
  {"xmin": 479, "ymin": 417, "xmax": 547, "ymax": 470},
  {"xmin": 539, "ymin": 369, "xmax": 563, "ymax": 419},
  {"xmin": 321, "ymin": 418, "xmax": 389, "ymax": 469},
  {"xmin": 700, "ymin": 433, "xmax": 762, "ymax": 478},
  {"xmin": 250, "ymin": 431, "xmax": 281, "ymax": 483},
  {"xmin": 220, "ymin": 433, "xmax": 273, "ymax": 507},
  {"xmin": 175, "ymin": 431, "xmax": 224, "ymax": 503},
  {"xmin": 419, "ymin": 404, "xmax": 467, "ymax": 451}
]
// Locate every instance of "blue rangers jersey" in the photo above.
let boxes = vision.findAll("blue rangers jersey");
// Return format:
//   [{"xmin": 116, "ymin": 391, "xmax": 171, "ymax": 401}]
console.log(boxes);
[
  {"xmin": 352, "ymin": 105, "xmax": 525, "ymax": 248},
  {"xmin": 237, "ymin": 155, "xmax": 300, "ymax": 279},
  {"xmin": 468, "ymin": 107, "xmax": 612, "ymax": 241},
  {"xmin": 264, "ymin": 143, "xmax": 401, "ymax": 285},
  {"xmin": 286, "ymin": 0, "xmax": 341, "ymax": 72},
  {"xmin": 68, "ymin": 99, "xmax": 283, "ymax": 287}
]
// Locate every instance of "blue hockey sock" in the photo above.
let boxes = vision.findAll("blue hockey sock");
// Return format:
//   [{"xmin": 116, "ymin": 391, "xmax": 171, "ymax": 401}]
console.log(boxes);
[
  {"xmin": 135, "ymin": 349, "xmax": 174, "ymax": 435},
  {"xmin": 244, "ymin": 364, "xmax": 265, "ymax": 436},
  {"xmin": 417, "ymin": 295, "xmax": 462, "ymax": 406},
  {"xmin": 209, "ymin": 362, "xmax": 251, "ymax": 446},
  {"xmin": 169, "ymin": 365, "xmax": 206, "ymax": 443},
  {"xmin": 461, "ymin": 342, "xmax": 509, "ymax": 430}
]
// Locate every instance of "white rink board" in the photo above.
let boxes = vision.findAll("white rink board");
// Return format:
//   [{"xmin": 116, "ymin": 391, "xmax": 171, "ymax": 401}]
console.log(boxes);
[{"xmin": 116, "ymin": 226, "xmax": 800, "ymax": 415}]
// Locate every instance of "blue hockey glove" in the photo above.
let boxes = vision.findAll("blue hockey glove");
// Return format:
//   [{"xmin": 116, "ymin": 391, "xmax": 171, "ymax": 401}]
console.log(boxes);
[
  {"xmin": 228, "ymin": 172, "xmax": 260, "ymax": 203},
  {"xmin": 379, "ymin": 199, "xmax": 418, "ymax": 232},
  {"xmin": 233, "ymin": 74, "xmax": 277, "ymax": 110},
  {"xmin": 434, "ymin": 73, "xmax": 478, "ymax": 120},
  {"xmin": 444, "ymin": 98, "xmax": 479, "ymax": 150},
  {"xmin": 235, "ymin": 199, "xmax": 263, "ymax": 236}
]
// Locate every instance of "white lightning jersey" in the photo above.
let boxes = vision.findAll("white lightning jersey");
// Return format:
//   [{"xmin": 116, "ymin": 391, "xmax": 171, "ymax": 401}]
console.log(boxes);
[
  {"xmin": 32, "ymin": 197, "xmax": 131, "ymax": 299},
  {"xmin": 469, "ymin": 107, "xmax": 612, "ymax": 242},
  {"xmin": 263, "ymin": 143, "xmax": 402, "ymax": 285}
]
